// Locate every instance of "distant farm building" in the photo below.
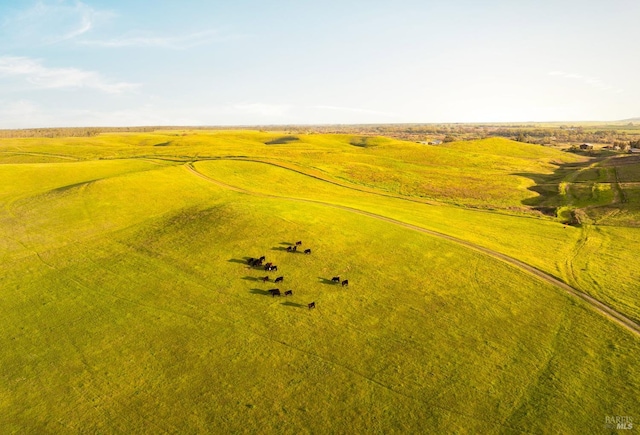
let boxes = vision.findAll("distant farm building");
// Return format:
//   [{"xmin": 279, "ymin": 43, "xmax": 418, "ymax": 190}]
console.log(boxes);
[{"xmin": 579, "ymin": 143, "xmax": 594, "ymax": 150}]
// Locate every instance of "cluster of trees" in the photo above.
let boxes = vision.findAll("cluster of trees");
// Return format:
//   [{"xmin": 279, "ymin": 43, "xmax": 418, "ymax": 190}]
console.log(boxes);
[{"xmin": 279, "ymin": 123, "xmax": 640, "ymax": 146}]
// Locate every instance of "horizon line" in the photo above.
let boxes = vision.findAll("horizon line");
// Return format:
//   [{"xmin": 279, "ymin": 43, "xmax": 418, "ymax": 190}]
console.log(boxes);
[{"xmin": 2, "ymin": 119, "xmax": 639, "ymax": 131}]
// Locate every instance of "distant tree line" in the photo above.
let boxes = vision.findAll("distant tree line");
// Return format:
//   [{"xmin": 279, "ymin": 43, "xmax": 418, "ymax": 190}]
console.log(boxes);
[
  {"xmin": 1, "ymin": 123, "xmax": 639, "ymax": 145},
  {"xmin": 0, "ymin": 125, "xmax": 244, "ymax": 138},
  {"xmin": 0, "ymin": 126, "xmax": 159, "ymax": 138}
]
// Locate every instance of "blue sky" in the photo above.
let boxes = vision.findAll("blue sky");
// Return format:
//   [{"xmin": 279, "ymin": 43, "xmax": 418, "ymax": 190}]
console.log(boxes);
[{"xmin": 0, "ymin": 0, "xmax": 638, "ymax": 128}]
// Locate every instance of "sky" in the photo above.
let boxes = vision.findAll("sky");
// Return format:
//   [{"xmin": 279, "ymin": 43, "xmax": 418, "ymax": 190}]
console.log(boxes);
[{"xmin": 0, "ymin": 0, "xmax": 638, "ymax": 128}]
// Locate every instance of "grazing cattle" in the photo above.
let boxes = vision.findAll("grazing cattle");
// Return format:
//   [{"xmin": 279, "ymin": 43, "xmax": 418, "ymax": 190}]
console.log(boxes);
[
  {"xmin": 341, "ymin": 280, "xmax": 349, "ymax": 287},
  {"xmin": 304, "ymin": 249, "xmax": 311, "ymax": 254},
  {"xmin": 263, "ymin": 262, "xmax": 273, "ymax": 271},
  {"xmin": 296, "ymin": 241, "xmax": 302, "ymax": 246},
  {"xmin": 286, "ymin": 246, "xmax": 292, "ymax": 252},
  {"xmin": 292, "ymin": 245, "xmax": 297, "ymax": 252},
  {"xmin": 274, "ymin": 276, "xmax": 284, "ymax": 283},
  {"xmin": 261, "ymin": 276, "xmax": 269, "ymax": 282},
  {"xmin": 247, "ymin": 257, "xmax": 255, "ymax": 265},
  {"xmin": 331, "ymin": 276, "xmax": 340, "ymax": 283},
  {"xmin": 259, "ymin": 256, "xmax": 266, "ymax": 262},
  {"xmin": 268, "ymin": 289, "xmax": 281, "ymax": 297},
  {"xmin": 284, "ymin": 290, "xmax": 293, "ymax": 296},
  {"xmin": 308, "ymin": 302, "xmax": 316, "ymax": 309}
]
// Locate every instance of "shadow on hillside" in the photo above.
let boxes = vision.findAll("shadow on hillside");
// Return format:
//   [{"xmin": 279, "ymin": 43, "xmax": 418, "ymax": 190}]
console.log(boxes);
[
  {"xmin": 249, "ymin": 288, "xmax": 271, "ymax": 296},
  {"xmin": 264, "ymin": 136, "xmax": 299, "ymax": 145},
  {"xmin": 279, "ymin": 241, "xmax": 293, "ymax": 246},
  {"xmin": 512, "ymin": 155, "xmax": 597, "ymax": 221},
  {"xmin": 241, "ymin": 276, "xmax": 263, "ymax": 282},
  {"xmin": 51, "ymin": 180, "xmax": 95, "ymax": 194}
]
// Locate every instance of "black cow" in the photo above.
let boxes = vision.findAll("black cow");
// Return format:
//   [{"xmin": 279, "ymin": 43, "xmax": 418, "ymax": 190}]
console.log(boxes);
[
  {"xmin": 286, "ymin": 246, "xmax": 292, "ymax": 252},
  {"xmin": 308, "ymin": 302, "xmax": 316, "ymax": 309},
  {"xmin": 284, "ymin": 290, "xmax": 293, "ymax": 296},
  {"xmin": 331, "ymin": 276, "xmax": 340, "ymax": 283},
  {"xmin": 292, "ymin": 245, "xmax": 297, "ymax": 252},
  {"xmin": 341, "ymin": 280, "xmax": 349, "ymax": 287},
  {"xmin": 304, "ymin": 249, "xmax": 311, "ymax": 254},
  {"xmin": 261, "ymin": 276, "xmax": 269, "ymax": 283},
  {"xmin": 274, "ymin": 276, "xmax": 284, "ymax": 283},
  {"xmin": 266, "ymin": 265, "xmax": 277, "ymax": 272},
  {"xmin": 259, "ymin": 256, "xmax": 266, "ymax": 262},
  {"xmin": 269, "ymin": 289, "xmax": 281, "ymax": 297},
  {"xmin": 263, "ymin": 262, "xmax": 273, "ymax": 271},
  {"xmin": 296, "ymin": 241, "xmax": 302, "ymax": 246},
  {"xmin": 247, "ymin": 257, "xmax": 255, "ymax": 265}
]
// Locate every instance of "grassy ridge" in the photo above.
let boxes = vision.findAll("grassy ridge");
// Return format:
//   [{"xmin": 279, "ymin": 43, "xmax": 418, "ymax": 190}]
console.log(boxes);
[{"xmin": 0, "ymin": 132, "xmax": 584, "ymax": 210}]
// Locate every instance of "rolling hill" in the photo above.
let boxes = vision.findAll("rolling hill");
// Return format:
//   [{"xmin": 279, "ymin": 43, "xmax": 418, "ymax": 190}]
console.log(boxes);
[{"xmin": 1, "ymin": 131, "xmax": 638, "ymax": 433}]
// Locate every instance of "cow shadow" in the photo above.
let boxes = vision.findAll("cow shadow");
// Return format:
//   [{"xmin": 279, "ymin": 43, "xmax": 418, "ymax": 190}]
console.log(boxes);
[
  {"xmin": 279, "ymin": 242, "xmax": 293, "ymax": 246},
  {"xmin": 318, "ymin": 277, "xmax": 339, "ymax": 285},
  {"xmin": 281, "ymin": 301, "xmax": 304, "ymax": 308},
  {"xmin": 228, "ymin": 258, "xmax": 248, "ymax": 264},
  {"xmin": 249, "ymin": 289, "xmax": 271, "ymax": 296},
  {"xmin": 241, "ymin": 276, "xmax": 262, "ymax": 282},
  {"xmin": 271, "ymin": 246, "xmax": 289, "ymax": 251}
]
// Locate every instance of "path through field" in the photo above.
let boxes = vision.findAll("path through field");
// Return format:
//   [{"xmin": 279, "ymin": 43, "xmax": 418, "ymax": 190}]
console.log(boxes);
[{"xmin": 185, "ymin": 161, "xmax": 640, "ymax": 337}]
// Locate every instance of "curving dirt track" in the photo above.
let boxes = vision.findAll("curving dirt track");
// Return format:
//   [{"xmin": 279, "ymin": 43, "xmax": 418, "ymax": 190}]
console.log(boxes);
[{"xmin": 184, "ymin": 162, "xmax": 640, "ymax": 337}]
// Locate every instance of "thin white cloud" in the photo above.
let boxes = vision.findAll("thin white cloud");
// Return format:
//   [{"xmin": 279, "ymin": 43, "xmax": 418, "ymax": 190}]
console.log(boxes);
[
  {"xmin": 312, "ymin": 105, "xmax": 397, "ymax": 117},
  {"xmin": 0, "ymin": 99, "xmax": 40, "ymax": 116},
  {"xmin": 0, "ymin": 99, "xmax": 52, "ymax": 128},
  {"xmin": 0, "ymin": 57, "xmax": 138, "ymax": 94},
  {"xmin": 79, "ymin": 29, "xmax": 246, "ymax": 49},
  {"xmin": 548, "ymin": 71, "xmax": 622, "ymax": 93},
  {"xmin": 232, "ymin": 103, "xmax": 292, "ymax": 117},
  {"xmin": 54, "ymin": 10, "xmax": 93, "ymax": 42},
  {"xmin": 1, "ymin": 1, "xmax": 113, "ymax": 46},
  {"xmin": 1, "ymin": 2, "xmax": 235, "ymax": 50},
  {"xmin": 0, "ymin": 103, "xmax": 289, "ymax": 128}
]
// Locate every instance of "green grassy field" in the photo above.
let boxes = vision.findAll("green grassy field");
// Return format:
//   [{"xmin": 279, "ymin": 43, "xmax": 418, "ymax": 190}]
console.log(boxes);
[{"xmin": 1, "ymin": 131, "xmax": 639, "ymax": 433}]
